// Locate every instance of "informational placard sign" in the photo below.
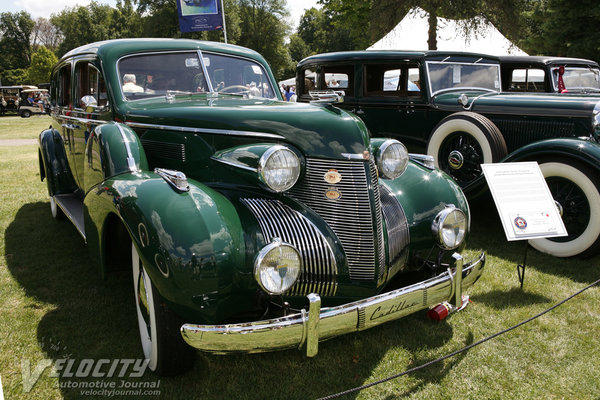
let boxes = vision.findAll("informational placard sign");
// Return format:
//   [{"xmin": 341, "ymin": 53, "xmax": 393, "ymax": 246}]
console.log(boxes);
[
  {"xmin": 481, "ymin": 162, "xmax": 567, "ymax": 241},
  {"xmin": 177, "ymin": 0, "xmax": 224, "ymax": 33}
]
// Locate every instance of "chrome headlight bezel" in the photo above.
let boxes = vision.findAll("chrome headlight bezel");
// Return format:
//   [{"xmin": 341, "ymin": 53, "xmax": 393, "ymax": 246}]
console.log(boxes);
[
  {"xmin": 431, "ymin": 206, "xmax": 468, "ymax": 250},
  {"xmin": 376, "ymin": 139, "xmax": 409, "ymax": 180},
  {"xmin": 258, "ymin": 145, "xmax": 301, "ymax": 192},
  {"xmin": 254, "ymin": 238, "xmax": 301, "ymax": 295}
]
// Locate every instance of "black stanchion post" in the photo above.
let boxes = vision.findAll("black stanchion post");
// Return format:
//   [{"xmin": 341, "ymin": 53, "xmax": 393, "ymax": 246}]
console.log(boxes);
[{"xmin": 517, "ymin": 241, "xmax": 528, "ymax": 289}]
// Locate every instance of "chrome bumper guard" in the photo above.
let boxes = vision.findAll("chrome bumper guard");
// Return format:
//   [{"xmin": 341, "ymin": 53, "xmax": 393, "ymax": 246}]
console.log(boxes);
[{"xmin": 181, "ymin": 252, "xmax": 486, "ymax": 356}]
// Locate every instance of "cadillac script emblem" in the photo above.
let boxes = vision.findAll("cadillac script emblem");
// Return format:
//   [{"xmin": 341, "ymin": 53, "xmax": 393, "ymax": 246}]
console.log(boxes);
[{"xmin": 324, "ymin": 169, "xmax": 342, "ymax": 184}]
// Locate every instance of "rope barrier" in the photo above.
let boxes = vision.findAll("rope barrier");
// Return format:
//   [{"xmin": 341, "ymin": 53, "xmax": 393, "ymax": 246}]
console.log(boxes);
[{"xmin": 317, "ymin": 277, "xmax": 600, "ymax": 400}]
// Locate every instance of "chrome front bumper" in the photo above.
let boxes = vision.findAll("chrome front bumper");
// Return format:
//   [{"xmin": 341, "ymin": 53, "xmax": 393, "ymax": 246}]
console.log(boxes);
[{"xmin": 181, "ymin": 252, "xmax": 486, "ymax": 356}]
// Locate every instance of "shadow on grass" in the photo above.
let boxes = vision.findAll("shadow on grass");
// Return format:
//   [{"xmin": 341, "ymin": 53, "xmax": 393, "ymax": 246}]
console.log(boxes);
[
  {"xmin": 5, "ymin": 202, "xmax": 482, "ymax": 399},
  {"xmin": 469, "ymin": 197, "xmax": 600, "ymax": 285}
]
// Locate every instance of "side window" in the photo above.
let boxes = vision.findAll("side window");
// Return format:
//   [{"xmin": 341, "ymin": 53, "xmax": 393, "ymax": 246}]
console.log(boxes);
[
  {"xmin": 301, "ymin": 68, "xmax": 316, "ymax": 95},
  {"xmin": 75, "ymin": 61, "xmax": 109, "ymax": 109},
  {"xmin": 509, "ymin": 68, "xmax": 545, "ymax": 92},
  {"xmin": 57, "ymin": 65, "xmax": 71, "ymax": 107},
  {"xmin": 365, "ymin": 64, "xmax": 421, "ymax": 97},
  {"xmin": 322, "ymin": 65, "xmax": 353, "ymax": 96}
]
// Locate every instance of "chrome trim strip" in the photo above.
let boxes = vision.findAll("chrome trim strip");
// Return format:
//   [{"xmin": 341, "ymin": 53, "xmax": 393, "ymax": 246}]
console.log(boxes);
[
  {"xmin": 341, "ymin": 152, "xmax": 367, "ymax": 160},
  {"xmin": 125, "ymin": 121, "xmax": 285, "ymax": 140},
  {"xmin": 115, "ymin": 123, "xmax": 138, "ymax": 171},
  {"xmin": 211, "ymin": 156, "xmax": 258, "ymax": 172},
  {"xmin": 197, "ymin": 49, "xmax": 214, "ymax": 93},
  {"xmin": 181, "ymin": 252, "xmax": 486, "ymax": 355}
]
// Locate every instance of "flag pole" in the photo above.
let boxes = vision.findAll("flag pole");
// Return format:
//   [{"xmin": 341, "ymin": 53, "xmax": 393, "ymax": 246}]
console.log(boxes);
[{"xmin": 220, "ymin": 0, "xmax": 228, "ymax": 43}]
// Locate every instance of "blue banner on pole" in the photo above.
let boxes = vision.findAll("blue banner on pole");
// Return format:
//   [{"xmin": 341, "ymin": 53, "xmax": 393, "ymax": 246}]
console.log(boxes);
[{"xmin": 177, "ymin": 0, "xmax": 223, "ymax": 33}]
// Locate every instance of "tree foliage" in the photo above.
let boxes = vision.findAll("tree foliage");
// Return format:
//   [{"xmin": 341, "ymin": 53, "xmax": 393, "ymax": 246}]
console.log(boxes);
[
  {"xmin": 519, "ymin": 0, "xmax": 600, "ymax": 62},
  {"xmin": 27, "ymin": 46, "xmax": 59, "ymax": 85},
  {"xmin": 0, "ymin": 12, "xmax": 35, "ymax": 70},
  {"xmin": 237, "ymin": 0, "xmax": 291, "ymax": 80}
]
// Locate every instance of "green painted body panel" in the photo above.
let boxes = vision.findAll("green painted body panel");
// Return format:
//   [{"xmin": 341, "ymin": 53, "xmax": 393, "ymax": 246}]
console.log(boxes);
[
  {"xmin": 38, "ymin": 128, "xmax": 79, "ymax": 196},
  {"xmin": 41, "ymin": 39, "xmax": 478, "ymax": 324},
  {"xmin": 382, "ymin": 162, "xmax": 469, "ymax": 254}
]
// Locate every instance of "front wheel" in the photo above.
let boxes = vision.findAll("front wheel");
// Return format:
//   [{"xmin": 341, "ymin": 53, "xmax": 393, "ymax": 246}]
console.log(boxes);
[
  {"xmin": 529, "ymin": 160, "xmax": 600, "ymax": 258},
  {"xmin": 20, "ymin": 109, "xmax": 31, "ymax": 118},
  {"xmin": 132, "ymin": 244, "xmax": 195, "ymax": 375},
  {"xmin": 427, "ymin": 112, "xmax": 507, "ymax": 188}
]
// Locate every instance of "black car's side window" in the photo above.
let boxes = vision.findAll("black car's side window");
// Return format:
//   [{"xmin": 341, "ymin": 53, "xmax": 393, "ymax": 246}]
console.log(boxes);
[
  {"xmin": 57, "ymin": 65, "xmax": 71, "ymax": 107},
  {"xmin": 365, "ymin": 64, "xmax": 421, "ymax": 98},
  {"xmin": 508, "ymin": 68, "xmax": 545, "ymax": 92},
  {"xmin": 321, "ymin": 65, "xmax": 354, "ymax": 97}
]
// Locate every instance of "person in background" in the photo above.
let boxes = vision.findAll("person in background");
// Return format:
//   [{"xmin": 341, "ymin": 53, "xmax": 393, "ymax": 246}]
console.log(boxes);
[{"xmin": 122, "ymin": 74, "xmax": 144, "ymax": 93}]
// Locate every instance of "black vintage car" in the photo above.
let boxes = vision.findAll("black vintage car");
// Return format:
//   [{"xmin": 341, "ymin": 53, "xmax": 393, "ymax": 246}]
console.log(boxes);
[
  {"xmin": 297, "ymin": 50, "xmax": 600, "ymax": 259},
  {"xmin": 499, "ymin": 55, "xmax": 600, "ymax": 94}
]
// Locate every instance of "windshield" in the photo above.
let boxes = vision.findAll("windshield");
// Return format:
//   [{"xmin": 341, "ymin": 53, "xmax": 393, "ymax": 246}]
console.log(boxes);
[
  {"xmin": 426, "ymin": 61, "xmax": 501, "ymax": 96},
  {"xmin": 117, "ymin": 51, "xmax": 277, "ymax": 101},
  {"xmin": 552, "ymin": 66, "xmax": 600, "ymax": 92}
]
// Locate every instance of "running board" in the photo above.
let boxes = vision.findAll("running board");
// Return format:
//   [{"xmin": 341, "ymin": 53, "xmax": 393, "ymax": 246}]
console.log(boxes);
[{"xmin": 54, "ymin": 193, "xmax": 86, "ymax": 240}]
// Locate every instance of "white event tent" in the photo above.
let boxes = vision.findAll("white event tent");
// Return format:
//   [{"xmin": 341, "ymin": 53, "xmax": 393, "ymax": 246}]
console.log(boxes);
[{"xmin": 368, "ymin": 7, "xmax": 527, "ymax": 56}]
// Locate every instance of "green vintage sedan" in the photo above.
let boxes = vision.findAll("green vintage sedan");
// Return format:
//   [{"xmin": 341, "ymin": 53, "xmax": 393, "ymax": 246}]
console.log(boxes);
[
  {"xmin": 297, "ymin": 51, "xmax": 600, "ymax": 258},
  {"xmin": 38, "ymin": 39, "xmax": 485, "ymax": 376}
]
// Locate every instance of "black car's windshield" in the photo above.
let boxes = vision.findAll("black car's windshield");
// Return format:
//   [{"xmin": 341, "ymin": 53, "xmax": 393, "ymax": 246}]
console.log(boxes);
[
  {"xmin": 552, "ymin": 66, "xmax": 600, "ymax": 92},
  {"xmin": 426, "ymin": 61, "xmax": 501, "ymax": 96},
  {"xmin": 117, "ymin": 51, "xmax": 277, "ymax": 101}
]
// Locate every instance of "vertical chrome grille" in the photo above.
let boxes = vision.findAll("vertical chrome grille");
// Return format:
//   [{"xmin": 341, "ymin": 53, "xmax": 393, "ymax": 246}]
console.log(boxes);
[
  {"xmin": 490, "ymin": 118, "xmax": 576, "ymax": 152},
  {"xmin": 241, "ymin": 198, "xmax": 337, "ymax": 297},
  {"xmin": 380, "ymin": 184, "xmax": 410, "ymax": 272},
  {"xmin": 288, "ymin": 158, "xmax": 383, "ymax": 280},
  {"xmin": 370, "ymin": 160, "xmax": 386, "ymax": 280}
]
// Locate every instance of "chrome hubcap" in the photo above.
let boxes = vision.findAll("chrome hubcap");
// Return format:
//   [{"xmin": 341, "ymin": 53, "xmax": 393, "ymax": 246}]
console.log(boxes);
[{"xmin": 448, "ymin": 150, "xmax": 464, "ymax": 170}]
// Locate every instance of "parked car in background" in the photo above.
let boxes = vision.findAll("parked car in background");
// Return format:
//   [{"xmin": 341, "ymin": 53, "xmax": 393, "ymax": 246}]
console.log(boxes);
[
  {"xmin": 297, "ymin": 50, "xmax": 600, "ymax": 258},
  {"xmin": 18, "ymin": 88, "xmax": 49, "ymax": 117},
  {"xmin": 1, "ymin": 86, "xmax": 34, "ymax": 115},
  {"xmin": 499, "ymin": 56, "xmax": 600, "ymax": 94},
  {"xmin": 38, "ymin": 39, "xmax": 486, "ymax": 376}
]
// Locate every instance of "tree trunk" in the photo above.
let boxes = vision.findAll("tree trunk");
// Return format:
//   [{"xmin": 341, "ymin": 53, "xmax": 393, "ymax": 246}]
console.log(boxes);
[{"xmin": 427, "ymin": 9, "xmax": 437, "ymax": 50}]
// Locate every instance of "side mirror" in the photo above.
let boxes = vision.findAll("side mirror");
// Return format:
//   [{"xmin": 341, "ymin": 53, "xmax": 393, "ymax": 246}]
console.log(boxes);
[{"xmin": 81, "ymin": 95, "xmax": 98, "ymax": 112}]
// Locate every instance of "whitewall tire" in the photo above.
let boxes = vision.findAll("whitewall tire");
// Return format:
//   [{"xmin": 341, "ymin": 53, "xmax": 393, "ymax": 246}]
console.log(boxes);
[
  {"xmin": 529, "ymin": 160, "xmax": 600, "ymax": 258},
  {"xmin": 50, "ymin": 196, "xmax": 65, "ymax": 220},
  {"xmin": 427, "ymin": 112, "xmax": 507, "ymax": 188},
  {"xmin": 131, "ymin": 243, "xmax": 195, "ymax": 375}
]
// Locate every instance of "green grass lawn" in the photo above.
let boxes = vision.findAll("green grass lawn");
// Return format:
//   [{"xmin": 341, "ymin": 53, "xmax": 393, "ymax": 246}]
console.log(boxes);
[{"xmin": 1, "ymin": 115, "xmax": 599, "ymax": 399}]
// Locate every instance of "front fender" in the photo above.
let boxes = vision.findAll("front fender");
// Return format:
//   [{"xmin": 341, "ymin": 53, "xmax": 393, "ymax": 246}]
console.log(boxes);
[
  {"xmin": 84, "ymin": 172, "xmax": 245, "ymax": 323},
  {"xmin": 38, "ymin": 128, "xmax": 78, "ymax": 196},
  {"xmin": 382, "ymin": 162, "xmax": 469, "ymax": 254},
  {"xmin": 84, "ymin": 122, "xmax": 149, "ymax": 193},
  {"xmin": 503, "ymin": 138, "xmax": 600, "ymax": 170}
]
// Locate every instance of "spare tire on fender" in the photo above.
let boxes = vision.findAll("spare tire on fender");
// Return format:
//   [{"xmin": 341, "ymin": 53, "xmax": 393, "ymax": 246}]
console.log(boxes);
[{"xmin": 426, "ymin": 112, "xmax": 507, "ymax": 189}]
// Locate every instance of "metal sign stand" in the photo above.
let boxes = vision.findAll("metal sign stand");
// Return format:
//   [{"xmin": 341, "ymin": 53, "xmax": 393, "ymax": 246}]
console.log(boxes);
[{"xmin": 517, "ymin": 241, "xmax": 528, "ymax": 289}]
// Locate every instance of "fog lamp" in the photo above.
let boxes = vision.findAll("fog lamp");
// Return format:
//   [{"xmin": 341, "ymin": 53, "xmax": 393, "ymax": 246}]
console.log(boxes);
[
  {"xmin": 431, "ymin": 206, "xmax": 467, "ymax": 249},
  {"xmin": 255, "ymin": 238, "xmax": 301, "ymax": 295}
]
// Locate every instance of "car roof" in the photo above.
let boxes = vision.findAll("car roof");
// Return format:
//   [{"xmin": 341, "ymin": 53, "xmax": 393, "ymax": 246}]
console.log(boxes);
[
  {"xmin": 298, "ymin": 50, "xmax": 500, "ymax": 66},
  {"xmin": 60, "ymin": 38, "xmax": 269, "ymax": 66},
  {"xmin": 499, "ymin": 55, "xmax": 599, "ymax": 67}
]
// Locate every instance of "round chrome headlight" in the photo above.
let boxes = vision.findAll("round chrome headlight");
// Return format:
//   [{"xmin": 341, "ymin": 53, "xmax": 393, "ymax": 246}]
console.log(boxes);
[
  {"xmin": 377, "ymin": 139, "xmax": 409, "ymax": 180},
  {"xmin": 431, "ymin": 206, "xmax": 467, "ymax": 249},
  {"xmin": 258, "ymin": 145, "xmax": 301, "ymax": 192},
  {"xmin": 255, "ymin": 238, "xmax": 301, "ymax": 295}
]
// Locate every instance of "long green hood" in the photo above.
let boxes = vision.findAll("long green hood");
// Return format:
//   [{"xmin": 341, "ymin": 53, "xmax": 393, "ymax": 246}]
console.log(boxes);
[{"xmin": 120, "ymin": 96, "xmax": 370, "ymax": 159}]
